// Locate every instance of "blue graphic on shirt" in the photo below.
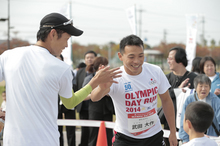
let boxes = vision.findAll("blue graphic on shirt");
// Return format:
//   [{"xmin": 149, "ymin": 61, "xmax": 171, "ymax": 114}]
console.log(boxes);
[{"xmin": 124, "ymin": 82, "xmax": 133, "ymax": 92}]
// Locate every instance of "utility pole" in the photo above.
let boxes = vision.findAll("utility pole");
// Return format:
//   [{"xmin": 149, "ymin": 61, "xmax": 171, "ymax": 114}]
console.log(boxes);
[
  {"xmin": 108, "ymin": 44, "xmax": 111, "ymax": 65},
  {"xmin": 0, "ymin": 0, "xmax": 10, "ymax": 50},
  {"xmin": 163, "ymin": 29, "xmax": 167, "ymax": 43},
  {"xmin": 201, "ymin": 16, "xmax": 205, "ymax": 46},
  {"xmin": 69, "ymin": 1, "xmax": 73, "ymax": 65}
]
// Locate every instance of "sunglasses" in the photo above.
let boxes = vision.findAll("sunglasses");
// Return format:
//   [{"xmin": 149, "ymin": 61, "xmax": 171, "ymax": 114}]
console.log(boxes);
[{"xmin": 41, "ymin": 19, "xmax": 73, "ymax": 28}]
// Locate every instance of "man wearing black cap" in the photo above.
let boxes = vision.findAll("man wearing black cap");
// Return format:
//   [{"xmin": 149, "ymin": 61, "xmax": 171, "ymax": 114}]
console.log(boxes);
[{"xmin": 0, "ymin": 13, "xmax": 121, "ymax": 146}]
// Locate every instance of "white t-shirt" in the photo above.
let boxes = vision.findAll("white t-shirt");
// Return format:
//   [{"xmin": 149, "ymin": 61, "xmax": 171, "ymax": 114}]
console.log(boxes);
[
  {"xmin": 0, "ymin": 46, "xmax": 73, "ymax": 146},
  {"xmin": 109, "ymin": 62, "xmax": 171, "ymax": 139},
  {"xmin": 182, "ymin": 136, "xmax": 218, "ymax": 146},
  {"xmin": 209, "ymin": 74, "xmax": 217, "ymax": 82}
]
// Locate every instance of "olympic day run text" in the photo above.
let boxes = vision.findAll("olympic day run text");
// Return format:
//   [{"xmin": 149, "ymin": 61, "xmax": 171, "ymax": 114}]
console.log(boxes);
[{"xmin": 125, "ymin": 87, "xmax": 158, "ymax": 112}]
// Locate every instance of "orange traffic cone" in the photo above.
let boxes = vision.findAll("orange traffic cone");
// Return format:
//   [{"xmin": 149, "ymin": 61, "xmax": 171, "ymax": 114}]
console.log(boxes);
[{"xmin": 96, "ymin": 121, "xmax": 108, "ymax": 146}]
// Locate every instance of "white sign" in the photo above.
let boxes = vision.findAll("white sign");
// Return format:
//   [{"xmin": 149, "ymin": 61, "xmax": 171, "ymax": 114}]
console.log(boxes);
[
  {"xmin": 125, "ymin": 5, "xmax": 137, "ymax": 35},
  {"xmin": 185, "ymin": 14, "xmax": 198, "ymax": 71}
]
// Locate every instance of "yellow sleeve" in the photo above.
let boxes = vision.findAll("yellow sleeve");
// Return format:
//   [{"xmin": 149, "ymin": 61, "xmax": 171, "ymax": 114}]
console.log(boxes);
[{"xmin": 60, "ymin": 84, "xmax": 92, "ymax": 109}]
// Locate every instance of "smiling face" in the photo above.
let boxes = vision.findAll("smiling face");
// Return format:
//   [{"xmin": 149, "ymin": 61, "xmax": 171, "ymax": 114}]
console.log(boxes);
[
  {"xmin": 50, "ymin": 31, "xmax": 71, "ymax": 56},
  {"xmin": 118, "ymin": 45, "xmax": 144, "ymax": 75},
  {"xmin": 204, "ymin": 60, "xmax": 216, "ymax": 77},
  {"xmin": 196, "ymin": 83, "xmax": 210, "ymax": 99},
  {"xmin": 167, "ymin": 50, "xmax": 179, "ymax": 71}
]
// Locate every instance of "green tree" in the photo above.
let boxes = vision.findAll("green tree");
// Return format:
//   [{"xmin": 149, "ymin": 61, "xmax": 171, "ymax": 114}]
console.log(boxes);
[
  {"xmin": 152, "ymin": 42, "xmax": 185, "ymax": 59},
  {"xmin": 196, "ymin": 46, "xmax": 210, "ymax": 57},
  {"xmin": 210, "ymin": 39, "xmax": 216, "ymax": 48}
]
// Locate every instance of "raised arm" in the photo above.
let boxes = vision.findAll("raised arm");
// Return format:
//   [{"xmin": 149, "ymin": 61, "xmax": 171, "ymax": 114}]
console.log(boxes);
[
  {"xmin": 90, "ymin": 84, "xmax": 111, "ymax": 102},
  {"xmin": 61, "ymin": 66, "xmax": 121, "ymax": 109}
]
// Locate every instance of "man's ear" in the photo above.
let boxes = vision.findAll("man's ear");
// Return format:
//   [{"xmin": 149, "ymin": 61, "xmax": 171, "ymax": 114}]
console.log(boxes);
[
  {"xmin": 118, "ymin": 52, "xmax": 123, "ymax": 61},
  {"xmin": 49, "ymin": 29, "xmax": 57, "ymax": 40}
]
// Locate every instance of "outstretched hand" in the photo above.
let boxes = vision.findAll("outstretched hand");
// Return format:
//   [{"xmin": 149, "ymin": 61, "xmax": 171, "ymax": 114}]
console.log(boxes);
[
  {"xmin": 179, "ymin": 78, "xmax": 190, "ymax": 93},
  {"xmin": 88, "ymin": 65, "xmax": 122, "ymax": 90},
  {"xmin": 98, "ymin": 65, "xmax": 121, "ymax": 89}
]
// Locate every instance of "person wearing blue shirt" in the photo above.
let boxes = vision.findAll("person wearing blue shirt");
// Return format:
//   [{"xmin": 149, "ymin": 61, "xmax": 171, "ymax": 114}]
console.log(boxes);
[{"xmin": 179, "ymin": 74, "xmax": 220, "ymax": 143}]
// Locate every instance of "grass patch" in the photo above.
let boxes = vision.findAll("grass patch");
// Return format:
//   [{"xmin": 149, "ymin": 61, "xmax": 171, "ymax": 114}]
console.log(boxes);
[{"xmin": 0, "ymin": 86, "xmax": 5, "ymax": 105}]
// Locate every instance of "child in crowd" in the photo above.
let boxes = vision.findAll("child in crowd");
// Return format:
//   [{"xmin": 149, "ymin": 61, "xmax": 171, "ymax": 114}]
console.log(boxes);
[{"xmin": 182, "ymin": 101, "xmax": 217, "ymax": 146}]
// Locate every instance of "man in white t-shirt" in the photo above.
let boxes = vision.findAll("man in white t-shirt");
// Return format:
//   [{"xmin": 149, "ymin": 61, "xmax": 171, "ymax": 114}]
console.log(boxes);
[
  {"xmin": 0, "ymin": 13, "xmax": 121, "ymax": 146},
  {"xmin": 91, "ymin": 35, "xmax": 177, "ymax": 146}
]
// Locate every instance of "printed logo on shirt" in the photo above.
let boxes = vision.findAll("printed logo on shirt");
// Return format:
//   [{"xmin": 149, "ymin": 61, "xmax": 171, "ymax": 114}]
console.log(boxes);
[
  {"xmin": 124, "ymin": 82, "xmax": 133, "ymax": 92},
  {"xmin": 125, "ymin": 87, "xmax": 158, "ymax": 113},
  {"xmin": 149, "ymin": 78, "xmax": 157, "ymax": 85},
  {"xmin": 217, "ymin": 84, "xmax": 220, "ymax": 86},
  {"xmin": 140, "ymin": 106, "xmax": 151, "ymax": 111}
]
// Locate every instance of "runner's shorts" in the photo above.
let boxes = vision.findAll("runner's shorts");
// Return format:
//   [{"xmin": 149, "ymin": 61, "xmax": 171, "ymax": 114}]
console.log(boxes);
[{"xmin": 112, "ymin": 130, "xmax": 165, "ymax": 146}]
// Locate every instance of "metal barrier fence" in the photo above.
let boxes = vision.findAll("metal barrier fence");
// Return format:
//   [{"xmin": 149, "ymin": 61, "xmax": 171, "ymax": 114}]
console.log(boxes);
[{"xmin": 57, "ymin": 119, "xmax": 180, "ymax": 139}]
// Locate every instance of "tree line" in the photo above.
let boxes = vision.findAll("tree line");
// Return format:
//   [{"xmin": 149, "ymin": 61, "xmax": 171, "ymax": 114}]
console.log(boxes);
[{"xmin": 1, "ymin": 38, "xmax": 220, "ymax": 67}]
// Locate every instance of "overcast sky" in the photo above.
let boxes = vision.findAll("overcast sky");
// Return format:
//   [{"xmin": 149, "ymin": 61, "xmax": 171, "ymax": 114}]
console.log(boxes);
[{"xmin": 0, "ymin": 0, "xmax": 220, "ymax": 47}]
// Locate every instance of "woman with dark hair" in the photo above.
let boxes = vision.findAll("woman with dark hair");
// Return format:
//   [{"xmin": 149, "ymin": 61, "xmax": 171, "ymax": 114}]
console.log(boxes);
[
  {"xmin": 191, "ymin": 57, "xmax": 202, "ymax": 74},
  {"xmin": 82, "ymin": 57, "xmax": 114, "ymax": 146},
  {"xmin": 200, "ymin": 56, "xmax": 220, "ymax": 98}
]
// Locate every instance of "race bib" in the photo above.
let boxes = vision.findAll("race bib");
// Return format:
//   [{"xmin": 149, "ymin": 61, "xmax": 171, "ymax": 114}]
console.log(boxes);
[{"xmin": 127, "ymin": 108, "xmax": 157, "ymax": 136}]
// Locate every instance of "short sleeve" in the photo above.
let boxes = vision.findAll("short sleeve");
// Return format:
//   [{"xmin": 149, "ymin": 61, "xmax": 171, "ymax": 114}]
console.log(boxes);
[
  {"xmin": 59, "ymin": 68, "xmax": 73, "ymax": 98},
  {"xmin": 158, "ymin": 68, "xmax": 171, "ymax": 94}
]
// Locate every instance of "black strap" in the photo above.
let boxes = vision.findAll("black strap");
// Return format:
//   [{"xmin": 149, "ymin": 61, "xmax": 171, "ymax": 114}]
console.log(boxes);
[
  {"xmin": 193, "ymin": 92, "xmax": 197, "ymax": 101},
  {"xmin": 211, "ymin": 122, "xmax": 220, "ymax": 136},
  {"xmin": 194, "ymin": 93, "xmax": 220, "ymax": 136},
  {"xmin": 176, "ymin": 71, "xmax": 190, "ymax": 86}
]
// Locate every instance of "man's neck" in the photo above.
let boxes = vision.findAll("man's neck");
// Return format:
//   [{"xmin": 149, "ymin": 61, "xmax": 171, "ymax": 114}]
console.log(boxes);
[
  {"xmin": 172, "ymin": 67, "xmax": 187, "ymax": 76},
  {"xmin": 35, "ymin": 41, "xmax": 51, "ymax": 53}
]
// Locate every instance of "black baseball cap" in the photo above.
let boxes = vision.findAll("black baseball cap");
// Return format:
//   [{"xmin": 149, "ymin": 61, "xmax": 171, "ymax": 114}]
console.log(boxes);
[{"xmin": 40, "ymin": 13, "xmax": 83, "ymax": 36}]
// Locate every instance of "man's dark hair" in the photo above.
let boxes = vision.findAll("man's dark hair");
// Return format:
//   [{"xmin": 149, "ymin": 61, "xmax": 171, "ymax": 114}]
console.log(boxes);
[
  {"xmin": 36, "ymin": 28, "xmax": 65, "ymax": 42},
  {"xmin": 185, "ymin": 101, "xmax": 214, "ymax": 133},
  {"xmin": 77, "ymin": 62, "xmax": 86, "ymax": 69},
  {"xmin": 84, "ymin": 50, "xmax": 97, "ymax": 57},
  {"xmin": 200, "ymin": 56, "xmax": 216, "ymax": 74},
  {"xmin": 119, "ymin": 35, "xmax": 144, "ymax": 54},
  {"xmin": 192, "ymin": 57, "xmax": 202, "ymax": 73},
  {"xmin": 169, "ymin": 46, "xmax": 188, "ymax": 67}
]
